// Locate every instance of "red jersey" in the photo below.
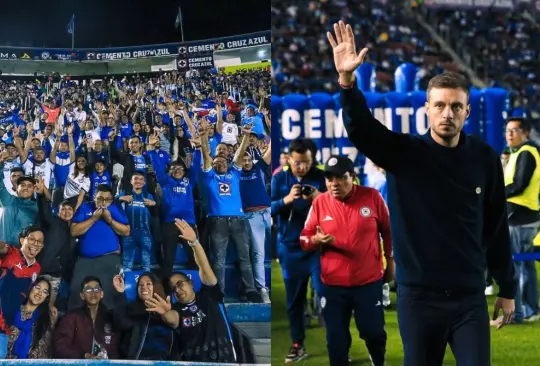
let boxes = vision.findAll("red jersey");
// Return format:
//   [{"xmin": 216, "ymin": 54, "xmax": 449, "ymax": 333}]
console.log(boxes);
[
  {"xmin": 0, "ymin": 246, "xmax": 41, "ymax": 333},
  {"xmin": 300, "ymin": 185, "xmax": 392, "ymax": 287}
]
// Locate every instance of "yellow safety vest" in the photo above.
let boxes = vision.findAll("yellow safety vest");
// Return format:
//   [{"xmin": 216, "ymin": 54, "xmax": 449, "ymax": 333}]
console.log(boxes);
[{"xmin": 504, "ymin": 143, "xmax": 540, "ymax": 211}]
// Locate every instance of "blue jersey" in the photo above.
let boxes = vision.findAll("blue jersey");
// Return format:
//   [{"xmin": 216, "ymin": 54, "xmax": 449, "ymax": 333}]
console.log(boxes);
[
  {"xmin": 72, "ymin": 202, "xmax": 129, "ymax": 258},
  {"xmin": 53, "ymin": 151, "xmax": 72, "ymax": 187},
  {"xmin": 157, "ymin": 151, "xmax": 200, "ymax": 224},
  {"xmin": 146, "ymin": 150, "xmax": 171, "ymax": 178},
  {"xmin": 131, "ymin": 154, "xmax": 147, "ymax": 173},
  {"xmin": 119, "ymin": 190, "xmax": 153, "ymax": 231},
  {"xmin": 90, "ymin": 171, "xmax": 112, "ymax": 200},
  {"xmin": 240, "ymin": 160, "xmax": 270, "ymax": 210},
  {"xmin": 120, "ymin": 122, "xmax": 133, "ymax": 139},
  {"xmin": 202, "ymin": 164, "xmax": 244, "ymax": 217}
]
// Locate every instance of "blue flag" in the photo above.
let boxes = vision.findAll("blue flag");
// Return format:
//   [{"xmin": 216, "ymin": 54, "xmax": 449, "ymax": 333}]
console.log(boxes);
[
  {"xmin": 67, "ymin": 14, "xmax": 75, "ymax": 34},
  {"xmin": 175, "ymin": 7, "xmax": 182, "ymax": 29}
]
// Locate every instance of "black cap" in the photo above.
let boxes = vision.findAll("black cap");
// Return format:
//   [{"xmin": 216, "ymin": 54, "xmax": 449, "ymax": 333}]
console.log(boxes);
[
  {"xmin": 16, "ymin": 175, "xmax": 36, "ymax": 186},
  {"xmin": 324, "ymin": 155, "xmax": 355, "ymax": 177}
]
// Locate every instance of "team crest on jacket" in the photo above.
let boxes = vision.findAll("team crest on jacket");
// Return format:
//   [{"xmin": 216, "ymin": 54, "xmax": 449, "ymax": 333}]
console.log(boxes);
[{"xmin": 360, "ymin": 206, "xmax": 372, "ymax": 217}]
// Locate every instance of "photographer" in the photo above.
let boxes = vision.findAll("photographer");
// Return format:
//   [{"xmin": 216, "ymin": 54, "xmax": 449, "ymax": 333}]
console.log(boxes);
[{"xmin": 270, "ymin": 137, "xmax": 326, "ymax": 363}]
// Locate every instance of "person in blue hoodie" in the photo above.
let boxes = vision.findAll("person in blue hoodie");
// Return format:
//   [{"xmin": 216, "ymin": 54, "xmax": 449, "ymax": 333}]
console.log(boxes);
[
  {"xmin": 152, "ymin": 133, "xmax": 202, "ymax": 279},
  {"xmin": 271, "ymin": 138, "xmax": 326, "ymax": 363}
]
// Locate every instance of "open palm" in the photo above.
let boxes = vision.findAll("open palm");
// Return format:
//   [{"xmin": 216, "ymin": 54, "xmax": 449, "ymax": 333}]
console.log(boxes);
[{"xmin": 327, "ymin": 21, "xmax": 369, "ymax": 75}]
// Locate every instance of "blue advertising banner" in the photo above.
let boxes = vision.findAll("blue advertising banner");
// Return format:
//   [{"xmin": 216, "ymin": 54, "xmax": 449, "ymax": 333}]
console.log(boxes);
[
  {"xmin": 423, "ymin": 0, "xmax": 515, "ymax": 9},
  {"xmin": 424, "ymin": 0, "xmax": 516, "ymax": 10},
  {"xmin": 272, "ymin": 88, "xmax": 513, "ymax": 170},
  {"xmin": 0, "ymin": 31, "xmax": 270, "ymax": 62}
]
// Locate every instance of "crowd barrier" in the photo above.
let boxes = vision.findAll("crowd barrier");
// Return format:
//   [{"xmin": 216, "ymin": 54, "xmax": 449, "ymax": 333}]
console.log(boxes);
[
  {"xmin": 0, "ymin": 360, "xmax": 268, "ymax": 366},
  {"xmin": 271, "ymin": 88, "xmax": 518, "ymax": 169}
]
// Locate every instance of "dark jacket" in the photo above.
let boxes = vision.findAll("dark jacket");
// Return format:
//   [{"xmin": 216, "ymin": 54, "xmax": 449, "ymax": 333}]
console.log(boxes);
[
  {"xmin": 35, "ymin": 194, "xmax": 75, "ymax": 280},
  {"xmin": 109, "ymin": 143, "xmax": 157, "ymax": 195},
  {"xmin": 112, "ymin": 292, "xmax": 177, "ymax": 360},
  {"xmin": 341, "ymin": 86, "xmax": 516, "ymax": 299},
  {"xmin": 53, "ymin": 303, "xmax": 121, "ymax": 359}
]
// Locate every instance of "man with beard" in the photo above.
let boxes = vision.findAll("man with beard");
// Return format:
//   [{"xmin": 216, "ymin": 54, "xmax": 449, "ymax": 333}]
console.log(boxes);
[
  {"xmin": 0, "ymin": 151, "xmax": 38, "ymax": 247},
  {"xmin": 53, "ymin": 276, "xmax": 121, "ymax": 359},
  {"xmin": 0, "ymin": 225, "xmax": 44, "ymax": 358},
  {"xmin": 200, "ymin": 122, "xmax": 260, "ymax": 302},
  {"xmin": 327, "ymin": 20, "xmax": 515, "ymax": 365},
  {"xmin": 147, "ymin": 219, "xmax": 237, "ymax": 363}
]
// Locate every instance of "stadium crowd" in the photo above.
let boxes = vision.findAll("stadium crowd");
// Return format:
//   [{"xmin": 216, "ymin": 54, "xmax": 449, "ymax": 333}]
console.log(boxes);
[
  {"xmin": 0, "ymin": 67, "xmax": 272, "ymax": 361},
  {"xmin": 271, "ymin": 0, "xmax": 456, "ymax": 95},
  {"xmin": 272, "ymin": 0, "xmax": 540, "ymax": 122}
]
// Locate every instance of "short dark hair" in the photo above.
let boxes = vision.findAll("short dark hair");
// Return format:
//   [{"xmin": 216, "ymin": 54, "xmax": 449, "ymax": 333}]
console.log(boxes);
[
  {"xmin": 132, "ymin": 171, "xmax": 145, "ymax": 179},
  {"xmin": 128, "ymin": 135, "xmax": 141, "ymax": 142},
  {"xmin": 10, "ymin": 167, "xmax": 24, "ymax": 175},
  {"xmin": 18, "ymin": 224, "xmax": 43, "ymax": 241},
  {"xmin": 427, "ymin": 72, "xmax": 469, "ymax": 100},
  {"xmin": 59, "ymin": 199, "xmax": 75, "ymax": 209},
  {"xmin": 95, "ymin": 184, "xmax": 113, "ymax": 195},
  {"xmin": 80, "ymin": 276, "xmax": 102, "ymax": 292},
  {"xmin": 506, "ymin": 117, "xmax": 532, "ymax": 135},
  {"xmin": 288, "ymin": 138, "xmax": 314, "ymax": 155}
]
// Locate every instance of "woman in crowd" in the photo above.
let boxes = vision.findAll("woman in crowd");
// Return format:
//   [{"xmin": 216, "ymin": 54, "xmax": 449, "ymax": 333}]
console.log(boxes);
[
  {"xmin": 7, "ymin": 276, "xmax": 57, "ymax": 359},
  {"xmin": 111, "ymin": 272, "xmax": 178, "ymax": 361},
  {"xmin": 63, "ymin": 155, "xmax": 91, "ymax": 212}
]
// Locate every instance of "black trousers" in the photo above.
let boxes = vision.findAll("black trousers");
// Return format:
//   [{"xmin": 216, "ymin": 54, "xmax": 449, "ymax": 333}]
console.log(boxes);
[
  {"xmin": 161, "ymin": 222, "xmax": 197, "ymax": 280},
  {"xmin": 397, "ymin": 286, "xmax": 490, "ymax": 366},
  {"xmin": 321, "ymin": 280, "xmax": 386, "ymax": 366}
]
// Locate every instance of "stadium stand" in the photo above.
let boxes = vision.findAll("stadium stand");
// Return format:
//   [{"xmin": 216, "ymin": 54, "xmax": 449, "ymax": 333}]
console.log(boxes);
[{"xmin": 0, "ymin": 31, "xmax": 271, "ymax": 365}]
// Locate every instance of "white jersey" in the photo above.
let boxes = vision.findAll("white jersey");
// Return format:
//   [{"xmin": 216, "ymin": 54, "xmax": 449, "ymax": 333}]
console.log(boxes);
[
  {"xmin": 2, "ymin": 160, "xmax": 21, "ymax": 196},
  {"xmin": 221, "ymin": 122, "xmax": 238, "ymax": 145},
  {"xmin": 23, "ymin": 159, "xmax": 53, "ymax": 189},
  {"xmin": 64, "ymin": 164, "xmax": 91, "ymax": 199}
]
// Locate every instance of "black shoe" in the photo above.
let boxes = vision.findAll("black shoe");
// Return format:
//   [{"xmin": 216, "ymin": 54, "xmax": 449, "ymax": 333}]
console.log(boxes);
[
  {"xmin": 246, "ymin": 291, "xmax": 262, "ymax": 303},
  {"xmin": 285, "ymin": 343, "xmax": 308, "ymax": 363}
]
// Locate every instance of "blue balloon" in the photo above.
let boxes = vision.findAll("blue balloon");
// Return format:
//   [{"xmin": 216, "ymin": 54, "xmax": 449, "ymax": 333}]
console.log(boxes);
[
  {"xmin": 354, "ymin": 63, "xmax": 376, "ymax": 93},
  {"xmin": 394, "ymin": 63, "xmax": 417, "ymax": 93}
]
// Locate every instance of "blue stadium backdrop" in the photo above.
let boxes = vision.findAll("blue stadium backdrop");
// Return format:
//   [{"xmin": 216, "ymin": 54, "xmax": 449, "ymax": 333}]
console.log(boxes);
[{"xmin": 272, "ymin": 63, "xmax": 524, "ymax": 171}]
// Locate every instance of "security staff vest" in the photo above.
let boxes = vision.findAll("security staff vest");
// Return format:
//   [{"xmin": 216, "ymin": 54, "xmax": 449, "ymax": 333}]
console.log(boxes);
[{"xmin": 504, "ymin": 143, "xmax": 540, "ymax": 211}]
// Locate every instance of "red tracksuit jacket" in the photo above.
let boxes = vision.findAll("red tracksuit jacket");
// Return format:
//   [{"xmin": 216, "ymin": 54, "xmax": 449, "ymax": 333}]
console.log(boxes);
[{"xmin": 300, "ymin": 185, "xmax": 392, "ymax": 287}]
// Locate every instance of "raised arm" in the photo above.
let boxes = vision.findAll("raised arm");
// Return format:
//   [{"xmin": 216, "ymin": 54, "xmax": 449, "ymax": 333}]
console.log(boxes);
[
  {"xmin": 200, "ymin": 123, "xmax": 213, "ymax": 170},
  {"xmin": 215, "ymin": 96, "xmax": 224, "ymax": 134},
  {"xmin": 233, "ymin": 126, "xmax": 252, "ymax": 167},
  {"xmin": 328, "ymin": 21, "xmax": 410, "ymax": 172},
  {"xmin": 175, "ymin": 219, "xmax": 217, "ymax": 286}
]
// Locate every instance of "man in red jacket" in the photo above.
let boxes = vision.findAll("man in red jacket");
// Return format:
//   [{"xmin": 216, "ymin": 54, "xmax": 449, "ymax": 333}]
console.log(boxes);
[{"xmin": 300, "ymin": 155, "xmax": 394, "ymax": 366}]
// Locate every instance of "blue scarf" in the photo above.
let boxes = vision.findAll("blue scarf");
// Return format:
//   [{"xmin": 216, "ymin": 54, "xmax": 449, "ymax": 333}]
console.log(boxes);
[{"xmin": 12, "ymin": 308, "xmax": 39, "ymax": 359}]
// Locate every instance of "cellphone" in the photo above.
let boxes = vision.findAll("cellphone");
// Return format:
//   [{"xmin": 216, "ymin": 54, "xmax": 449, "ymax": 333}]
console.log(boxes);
[{"xmin": 115, "ymin": 264, "xmax": 124, "ymax": 279}]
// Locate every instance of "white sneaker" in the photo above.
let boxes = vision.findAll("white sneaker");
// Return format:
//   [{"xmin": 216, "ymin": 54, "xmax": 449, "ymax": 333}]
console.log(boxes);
[
  {"xmin": 525, "ymin": 314, "xmax": 540, "ymax": 322},
  {"xmin": 485, "ymin": 285, "xmax": 494, "ymax": 296},
  {"xmin": 259, "ymin": 288, "xmax": 271, "ymax": 303}
]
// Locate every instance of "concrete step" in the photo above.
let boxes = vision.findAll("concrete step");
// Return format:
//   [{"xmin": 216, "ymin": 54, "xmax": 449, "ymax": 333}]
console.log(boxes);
[{"xmin": 235, "ymin": 322, "xmax": 271, "ymax": 364}]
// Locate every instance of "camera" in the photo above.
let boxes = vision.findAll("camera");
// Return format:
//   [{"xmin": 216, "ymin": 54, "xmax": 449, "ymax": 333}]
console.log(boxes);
[{"xmin": 301, "ymin": 185, "xmax": 314, "ymax": 196}]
